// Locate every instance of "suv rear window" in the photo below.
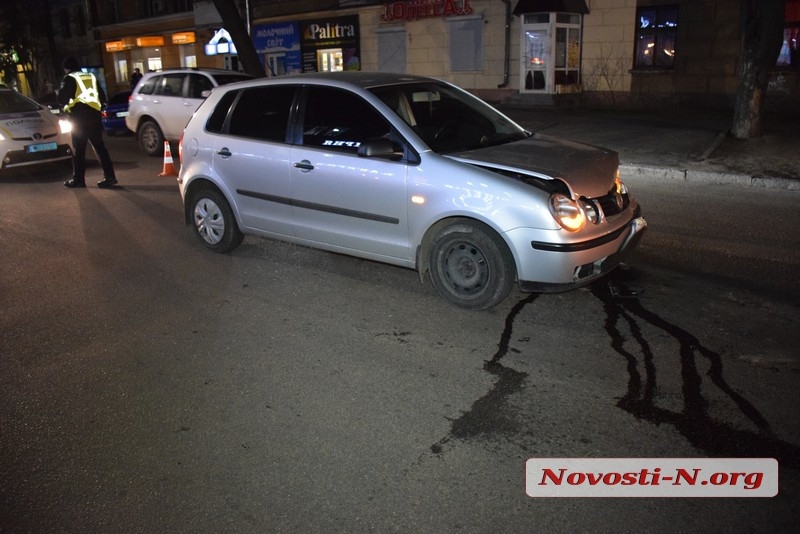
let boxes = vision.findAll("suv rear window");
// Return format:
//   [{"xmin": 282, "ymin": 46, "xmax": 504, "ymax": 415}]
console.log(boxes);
[
  {"xmin": 211, "ymin": 73, "xmax": 254, "ymax": 86},
  {"xmin": 187, "ymin": 74, "xmax": 214, "ymax": 99},
  {"xmin": 137, "ymin": 76, "xmax": 159, "ymax": 95},
  {"xmin": 156, "ymin": 74, "xmax": 185, "ymax": 97}
]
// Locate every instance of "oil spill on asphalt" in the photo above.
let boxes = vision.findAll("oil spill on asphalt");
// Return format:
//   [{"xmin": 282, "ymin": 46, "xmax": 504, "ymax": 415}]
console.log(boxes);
[
  {"xmin": 430, "ymin": 294, "xmax": 537, "ymax": 455},
  {"xmin": 594, "ymin": 269, "xmax": 800, "ymax": 468},
  {"xmin": 431, "ymin": 268, "xmax": 800, "ymax": 467}
]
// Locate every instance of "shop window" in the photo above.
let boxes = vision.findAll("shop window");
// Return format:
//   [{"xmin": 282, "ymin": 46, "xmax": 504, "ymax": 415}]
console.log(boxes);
[
  {"xmin": 114, "ymin": 57, "xmax": 129, "ymax": 84},
  {"xmin": 777, "ymin": 0, "xmax": 800, "ymax": 69},
  {"xmin": 633, "ymin": 5, "xmax": 678, "ymax": 69},
  {"xmin": 450, "ymin": 16, "xmax": 483, "ymax": 72}
]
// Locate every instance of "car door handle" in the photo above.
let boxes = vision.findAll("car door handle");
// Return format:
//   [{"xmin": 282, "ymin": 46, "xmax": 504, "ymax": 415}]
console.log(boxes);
[
  {"xmin": 216, "ymin": 147, "xmax": 232, "ymax": 158},
  {"xmin": 294, "ymin": 160, "xmax": 314, "ymax": 172}
]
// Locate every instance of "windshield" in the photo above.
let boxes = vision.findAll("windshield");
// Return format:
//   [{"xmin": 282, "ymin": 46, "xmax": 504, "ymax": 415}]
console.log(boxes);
[
  {"xmin": 369, "ymin": 82, "xmax": 530, "ymax": 153},
  {"xmin": 0, "ymin": 90, "xmax": 42, "ymax": 114}
]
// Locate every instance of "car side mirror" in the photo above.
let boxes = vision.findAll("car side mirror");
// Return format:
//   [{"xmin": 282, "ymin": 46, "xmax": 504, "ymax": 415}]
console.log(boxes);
[
  {"xmin": 357, "ymin": 138, "xmax": 404, "ymax": 161},
  {"xmin": 201, "ymin": 89, "xmax": 213, "ymax": 98}
]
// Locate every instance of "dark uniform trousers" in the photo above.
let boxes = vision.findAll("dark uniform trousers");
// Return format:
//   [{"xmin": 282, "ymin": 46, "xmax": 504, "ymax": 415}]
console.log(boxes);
[{"xmin": 69, "ymin": 104, "xmax": 116, "ymax": 182}]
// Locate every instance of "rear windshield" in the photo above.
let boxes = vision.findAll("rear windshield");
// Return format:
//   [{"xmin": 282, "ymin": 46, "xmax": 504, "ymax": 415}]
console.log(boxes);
[{"xmin": 108, "ymin": 91, "xmax": 131, "ymax": 105}]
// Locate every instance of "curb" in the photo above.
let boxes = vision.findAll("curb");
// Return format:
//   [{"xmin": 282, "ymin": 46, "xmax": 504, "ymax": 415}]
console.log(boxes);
[{"xmin": 620, "ymin": 164, "xmax": 800, "ymax": 191}]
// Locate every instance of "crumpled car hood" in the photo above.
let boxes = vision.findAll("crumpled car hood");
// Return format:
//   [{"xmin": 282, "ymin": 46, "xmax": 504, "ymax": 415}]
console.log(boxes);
[
  {"xmin": 0, "ymin": 111, "xmax": 56, "ymax": 140},
  {"xmin": 447, "ymin": 133, "xmax": 620, "ymax": 198}
]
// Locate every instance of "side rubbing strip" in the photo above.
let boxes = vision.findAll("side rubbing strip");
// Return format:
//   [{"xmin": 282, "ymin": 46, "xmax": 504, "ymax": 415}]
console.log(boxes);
[{"xmin": 237, "ymin": 189, "xmax": 399, "ymax": 225}]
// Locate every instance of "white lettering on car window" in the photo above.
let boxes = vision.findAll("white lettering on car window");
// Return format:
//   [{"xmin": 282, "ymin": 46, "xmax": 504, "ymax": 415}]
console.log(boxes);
[{"xmin": 322, "ymin": 140, "xmax": 362, "ymax": 148}]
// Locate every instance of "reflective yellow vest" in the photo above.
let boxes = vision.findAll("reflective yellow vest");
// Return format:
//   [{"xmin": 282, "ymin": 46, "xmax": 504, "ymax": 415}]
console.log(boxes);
[{"xmin": 64, "ymin": 72, "xmax": 102, "ymax": 112}]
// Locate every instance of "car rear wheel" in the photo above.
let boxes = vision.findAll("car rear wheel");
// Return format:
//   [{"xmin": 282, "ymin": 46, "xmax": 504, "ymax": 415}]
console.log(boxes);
[
  {"xmin": 137, "ymin": 120, "xmax": 164, "ymax": 156},
  {"xmin": 189, "ymin": 188, "xmax": 243, "ymax": 253},
  {"xmin": 429, "ymin": 221, "xmax": 515, "ymax": 310}
]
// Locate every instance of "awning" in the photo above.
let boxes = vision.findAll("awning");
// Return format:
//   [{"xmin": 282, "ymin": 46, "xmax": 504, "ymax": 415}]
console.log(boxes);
[{"xmin": 512, "ymin": 0, "xmax": 589, "ymax": 16}]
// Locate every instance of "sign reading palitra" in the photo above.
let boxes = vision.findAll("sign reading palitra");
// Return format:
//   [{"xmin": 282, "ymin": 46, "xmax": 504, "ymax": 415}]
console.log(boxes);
[{"xmin": 379, "ymin": 0, "xmax": 473, "ymax": 23}]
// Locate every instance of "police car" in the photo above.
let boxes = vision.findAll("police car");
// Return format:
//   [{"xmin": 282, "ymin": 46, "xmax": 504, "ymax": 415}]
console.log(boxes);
[{"xmin": 0, "ymin": 87, "xmax": 73, "ymax": 170}]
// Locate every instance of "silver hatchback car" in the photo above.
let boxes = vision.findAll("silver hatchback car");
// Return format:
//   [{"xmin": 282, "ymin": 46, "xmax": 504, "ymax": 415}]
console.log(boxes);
[{"xmin": 178, "ymin": 73, "xmax": 646, "ymax": 310}]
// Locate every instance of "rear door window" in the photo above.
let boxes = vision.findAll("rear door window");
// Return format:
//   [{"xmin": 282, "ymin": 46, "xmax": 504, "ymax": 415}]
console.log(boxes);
[
  {"xmin": 205, "ymin": 90, "xmax": 239, "ymax": 133},
  {"xmin": 228, "ymin": 86, "xmax": 296, "ymax": 143},
  {"xmin": 156, "ymin": 74, "xmax": 185, "ymax": 97},
  {"xmin": 187, "ymin": 73, "xmax": 214, "ymax": 99}
]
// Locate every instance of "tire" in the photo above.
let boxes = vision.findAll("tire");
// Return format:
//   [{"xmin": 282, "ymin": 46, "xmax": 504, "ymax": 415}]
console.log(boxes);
[
  {"xmin": 429, "ymin": 222, "xmax": 515, "ymax": 310},
  {"xmin": 137, "ymin": 120, "xmax": 164, "ymax": 157},
  {"xmin": 189, "ymin": 188, "xmax": 244, "ymax": 253}
]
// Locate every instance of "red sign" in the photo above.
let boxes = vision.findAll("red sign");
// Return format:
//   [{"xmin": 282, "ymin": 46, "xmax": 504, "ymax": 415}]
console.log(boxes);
[{"xmin": 379, "ymin": 0, "xmax": 473, "ymax": 23}]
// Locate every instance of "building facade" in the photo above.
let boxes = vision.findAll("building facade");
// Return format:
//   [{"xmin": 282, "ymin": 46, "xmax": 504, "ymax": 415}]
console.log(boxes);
[
  {"xmin": 9, "ymin": 0, "xmax": 796, "ymax": 110},
  {"xmin": 242, "ymin": 0, "xmax": 798, "ymax": 110}
]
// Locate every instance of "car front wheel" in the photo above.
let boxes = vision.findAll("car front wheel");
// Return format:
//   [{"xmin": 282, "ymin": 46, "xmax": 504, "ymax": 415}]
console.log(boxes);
[
  {"xmin": 137, "ymin": 120, "xmax": 164, "ymax": 156},
  {"xmin": 428, "ymin": 221, "xmax": 515, "ymax": 310},
  {"xmin": 189, "ymin": 188, "xmax": 243, "ymax": 253}
]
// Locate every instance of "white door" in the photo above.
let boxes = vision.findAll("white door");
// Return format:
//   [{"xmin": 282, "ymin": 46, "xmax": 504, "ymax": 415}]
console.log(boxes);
[{"xmin": 211, "ymin": 85, "xmax": 297, "ymax": 235}]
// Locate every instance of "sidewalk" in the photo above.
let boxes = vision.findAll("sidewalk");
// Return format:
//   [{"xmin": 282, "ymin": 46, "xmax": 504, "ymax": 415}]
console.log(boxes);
[{"xmin": 498, "ymin": 106, "xmax": 800, "ymax": 190}]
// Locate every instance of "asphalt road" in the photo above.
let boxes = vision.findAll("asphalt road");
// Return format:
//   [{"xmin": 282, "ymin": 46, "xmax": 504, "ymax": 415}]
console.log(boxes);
[{"xmin": 1, "ymin": 135, "xmax": 798, "ymax": 532}]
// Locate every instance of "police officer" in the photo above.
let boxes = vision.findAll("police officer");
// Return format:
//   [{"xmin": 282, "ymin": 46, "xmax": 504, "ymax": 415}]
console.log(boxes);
[{"xmin": 57, "ymin": 57, "xmax": 118, "ymax": 188}]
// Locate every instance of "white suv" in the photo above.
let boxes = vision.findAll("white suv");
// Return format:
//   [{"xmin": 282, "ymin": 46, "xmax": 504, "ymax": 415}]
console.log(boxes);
[{"xmin": 126, "ymin": 68, "xmax": 252, "ymax": 156}]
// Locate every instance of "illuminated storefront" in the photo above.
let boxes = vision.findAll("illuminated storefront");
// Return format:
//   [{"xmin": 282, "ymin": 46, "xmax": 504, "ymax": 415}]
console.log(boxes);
[{"xmin": 252, "ymin": 15, "xmax": 360, "ymax": 76}]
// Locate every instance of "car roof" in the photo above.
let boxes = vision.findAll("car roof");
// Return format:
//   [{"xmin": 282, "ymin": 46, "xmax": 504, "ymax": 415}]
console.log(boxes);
[
  {"xmin": 144, "ymin": 68, "xmax": 252, "ymax": 77},
  {"xmin": 219, "ymin": 71, "xmax": 444, "ymax": 91}
]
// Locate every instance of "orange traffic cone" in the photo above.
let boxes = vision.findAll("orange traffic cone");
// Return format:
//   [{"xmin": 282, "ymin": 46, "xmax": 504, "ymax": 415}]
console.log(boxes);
[{"xmin": 159, "ymin": 140, "xmax": 178, "ymax": 177}]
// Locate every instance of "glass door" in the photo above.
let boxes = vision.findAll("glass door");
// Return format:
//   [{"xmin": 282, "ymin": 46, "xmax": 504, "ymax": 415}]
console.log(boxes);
[
  {"xmin": 316, "ymin": 49, "xmax": 343, "ymax": 72},
  {"xmin": 523, "ymin": 29, "xmax": 549, "ymax": 92},
  {"xmin": 520, "ymin": 12, "xmax": 583, "ymax": 94},
  {"xmin": 521, "ymin": 13, "xmax": 551, "ymax": 94}
]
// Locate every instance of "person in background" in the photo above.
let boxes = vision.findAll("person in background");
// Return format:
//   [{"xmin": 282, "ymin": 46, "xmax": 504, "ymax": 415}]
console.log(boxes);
[
  {"xmin": 57, "ymin": 56, "xmax": 118, "ymax": 188},
  {"xmin": 130, "ymin": 67, "xmax": 142, "ymax": 88}
]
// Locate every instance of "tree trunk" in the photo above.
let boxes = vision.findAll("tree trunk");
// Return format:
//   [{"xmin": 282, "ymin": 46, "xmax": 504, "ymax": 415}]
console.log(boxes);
[
  {"xmin": 211, "ymin": 0, "xmax": 265, "ymax": 78},
  {"xmin": 732, "ymin": 0, "xmax": 786, "ymax": 139}
]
